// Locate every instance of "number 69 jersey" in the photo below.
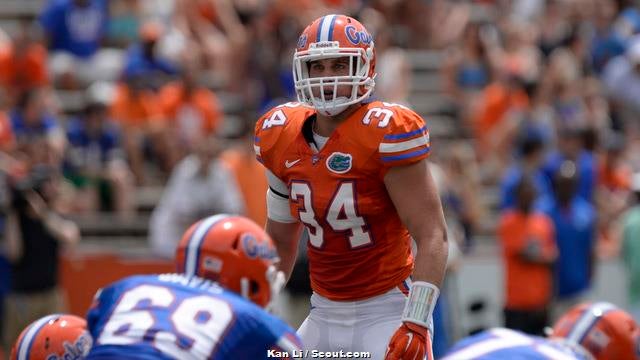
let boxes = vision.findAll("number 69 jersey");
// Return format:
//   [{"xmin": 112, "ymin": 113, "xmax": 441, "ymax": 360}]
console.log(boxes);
[
  {"xmin": 86, "ymin": 274, "xmax": 301, "ymax": 360},
  {"xmin": 254, "ymin": 101, "xmax": 431, "ymax": 301}
]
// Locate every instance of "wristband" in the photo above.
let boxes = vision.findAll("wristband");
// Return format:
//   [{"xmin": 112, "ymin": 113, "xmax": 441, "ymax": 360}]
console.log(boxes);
[{"xmin": 401, "ymin": 281, "xmax": 440, "ymax": 329}]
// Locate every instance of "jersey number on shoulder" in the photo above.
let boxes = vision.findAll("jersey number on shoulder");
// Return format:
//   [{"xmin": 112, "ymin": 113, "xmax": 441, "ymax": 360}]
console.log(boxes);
[
  {"xmin": 98, "ymin": 284, "xmax": 232, "ymax": 359},
  {"xmin": 290, "ymin": 181, "xmax": 371, "ymax": 248},
  {"xmin": 361, "ymin": 102, "xmax": 408, "ymax": 128},
  {"xmin": 261, "ymin": 102, "xmax": 302, "ymax": 129}
]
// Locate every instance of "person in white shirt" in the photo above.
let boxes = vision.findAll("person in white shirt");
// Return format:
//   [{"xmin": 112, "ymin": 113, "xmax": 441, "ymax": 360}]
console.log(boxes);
[{"xmin": 149, "ymin": 135, "xmax": 244, "ymax": 258}]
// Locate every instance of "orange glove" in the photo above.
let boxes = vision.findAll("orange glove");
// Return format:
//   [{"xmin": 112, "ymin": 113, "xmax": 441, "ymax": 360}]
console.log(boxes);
[{"xmin": 385, "ymin": 321, "xmax": 433, "ymax": 360}]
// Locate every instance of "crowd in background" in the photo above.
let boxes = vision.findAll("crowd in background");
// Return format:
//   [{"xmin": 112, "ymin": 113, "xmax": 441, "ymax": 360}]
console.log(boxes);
[{"xmin": 2, "ymin": 0, "xmax": 640, "ymax": 357}]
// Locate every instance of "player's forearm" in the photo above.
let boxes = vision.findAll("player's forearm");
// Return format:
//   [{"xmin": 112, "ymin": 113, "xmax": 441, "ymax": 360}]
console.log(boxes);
[
  {"xmin": 265, "ymin": 219, "xmax": 302, "ymax": 281},
  {"xmin": 412, "ymin": 225, "xmax": 448, "ymax": 288}
]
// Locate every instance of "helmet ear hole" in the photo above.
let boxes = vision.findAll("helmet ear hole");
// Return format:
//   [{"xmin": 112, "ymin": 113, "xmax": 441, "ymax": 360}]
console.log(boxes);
[
  {"xmin": 231, "ymin": 236, "xmax": 241, "ymax": 250},
  {"xmin": 250, "ymin": 279, "xmax": 260, "ymax": 295}
]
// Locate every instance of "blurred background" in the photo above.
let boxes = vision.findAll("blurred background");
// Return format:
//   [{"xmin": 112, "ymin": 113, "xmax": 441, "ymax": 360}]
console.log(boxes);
[{"xmin": 1, "ymin": 0, "xmax": 640, "ymax": 358}]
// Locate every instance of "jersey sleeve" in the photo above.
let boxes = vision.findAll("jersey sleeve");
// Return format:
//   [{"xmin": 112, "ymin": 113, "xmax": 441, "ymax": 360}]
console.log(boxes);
[
  {"xmin": 378, "ymin": 107, "xmax": 431, "ymax": 170},
  {"xmin": 253, "ymin": 104, "xmax": 291, "ymax": 177},
  {"xmin": 254, "ymin": 102, "xmax": 312, "ymax": 178},
  {"xmin": 262, "ymin": 316, "xmax": 302, "ymax": 358}
]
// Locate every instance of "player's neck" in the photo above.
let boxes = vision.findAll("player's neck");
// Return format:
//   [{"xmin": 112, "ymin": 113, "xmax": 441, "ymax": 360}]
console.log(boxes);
[{"xmin": 314, "ymin": 104, "xmax": 361, "ymax": 137}]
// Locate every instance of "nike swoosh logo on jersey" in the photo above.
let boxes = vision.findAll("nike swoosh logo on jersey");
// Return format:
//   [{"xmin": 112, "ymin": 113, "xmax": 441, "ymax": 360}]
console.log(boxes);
[{"xmin": 285, "ymin": 159, "xmax": 301, "ymax": 168}]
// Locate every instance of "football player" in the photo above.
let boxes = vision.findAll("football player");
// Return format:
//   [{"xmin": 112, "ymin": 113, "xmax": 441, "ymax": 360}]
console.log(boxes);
[
  {"xmin": 254, "ymin": 14, "xmax": 448, "ymax": 360},
  {"xmin": 85, "ymin": 214, "xmax": 301, "ymax": 359},
  {"xmin": 443, "ymin": 302, "xmax": 640, "ymax": 359},
  {"xmin": 11, "ymin": 314, "xmax": 92, "ymax": 360}
]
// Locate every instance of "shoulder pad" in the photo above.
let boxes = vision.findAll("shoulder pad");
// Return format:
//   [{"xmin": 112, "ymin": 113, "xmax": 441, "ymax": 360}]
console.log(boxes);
[
  {"xmin": 366, "ymin": 102, "xmax": 431, "ymax": 168},
  {"xmin": 254, "ymin": 102, "xmax": 312, "ymax": 170}
]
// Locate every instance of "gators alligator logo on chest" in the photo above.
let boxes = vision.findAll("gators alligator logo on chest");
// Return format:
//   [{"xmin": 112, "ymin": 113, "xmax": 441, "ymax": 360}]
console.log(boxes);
[{"xmin": 326, "ymin": 152, "xmax": 353, "ymax": 174}]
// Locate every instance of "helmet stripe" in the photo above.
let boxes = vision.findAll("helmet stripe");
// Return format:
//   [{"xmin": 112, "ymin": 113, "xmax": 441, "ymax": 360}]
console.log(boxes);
[
  {"xmin": 316, "ymin": 16, "xmax": 324, "ymax": 42},
  {"xmin": 184, "ymin": 214, "xmax": 230, "ymax": 277},
  {"xmin": 318, "ymin": 15, "xmax": 336, "ymax": 42},
  {"xmin": 327, "ymin": 15, "xmax": 337, "ymax": 41},
  {"xmin": 566, "ymin": 302, "xmax": 616, "ymax": 344},
  {"xmin": 18, "ymin": 314, "xmax": 62, "ymax": 360}
]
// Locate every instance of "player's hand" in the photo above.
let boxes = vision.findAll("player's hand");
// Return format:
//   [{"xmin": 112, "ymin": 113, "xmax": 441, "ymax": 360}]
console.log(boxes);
[
  {"xmin": 385, "ymin": 322, "xmax": 433, "ymax": 360},
  {"xmin": 266, "ymin": 265, "xmax": 286, "ymax": 300}
]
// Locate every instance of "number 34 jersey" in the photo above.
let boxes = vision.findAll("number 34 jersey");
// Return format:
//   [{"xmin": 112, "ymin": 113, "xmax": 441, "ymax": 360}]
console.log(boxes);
[
  {"xmin": 86, "ymin": 274, "xmax": 301, "ymax": 360},
  {"xmin": 254, "ymin": 101, "xmax": 432, "ymax": 301}
]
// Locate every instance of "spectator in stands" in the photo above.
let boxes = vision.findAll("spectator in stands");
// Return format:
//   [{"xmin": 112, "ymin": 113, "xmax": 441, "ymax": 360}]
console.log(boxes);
[
  {"xmin": 40, "ymin": 0, "xmax": 122, "ymax": 87},
  {"xmin": 622, "ymin": 172, "xmax": 640, "ymax": 322},
  {"xmin": 500, "ymin": 131, "xmax": 548, "ymax": 210},
  {"xmin": 159, "ymin": 65, "xmax": 223, "ymax": 162},
  {"xmin": 471, "ymin": 73, "xmax": 529, "ymax": 177},
  {"xmin": 602, "ymin": 35, "xmax": 640, "ymax": 136},
  {"xmin": 440, "ymin": 141, "xmax": 484, "ymax": 252},
  {"xmin": 2, "ymin": 164, "xmax": 80, "ymax": 350},
  {"xmin": 499, "ymin": 176, "xmax": 556, "ymax": 335},
  {"xmin": 122, "ymin": 20, "xmax": 179, "ymax": 88},
  {"xmin": 110, "ymin": 76, "xmax": 165, "ymax": 184},
  {"xmin": 542, "ymin": 127, "xmax": 597, "ymax": 204},
  {"xmin": 174, "ymin": 0, "xmax": 248, "ymax": 89},
  {"xmin": 106, "ymin": 0, "xmax": 141, "ymax": 48},
  {"xmin": 589, "ymin": 0, "xmax": 626, "ymax": 74},
  {"xmin": 536, "ymin": 160, "xmax": 597, "ymax": 320},
  {"xmin": 64, "ymin": 86, "xmax": 134, "ymax": 216},
  {"xmin": 149, "ymin": 135, "xmax": 243, "ymax": 258},
  {"xmin": 442, "ymin": 22, "xmax": 497, "ymax": 128},
  {"xmin": 9, "ymin": 88, "xmax": 66, "ymax": 162},
  {"xmin": 0, "ymin": 23, "xmax": 48, "ymax": 100}
]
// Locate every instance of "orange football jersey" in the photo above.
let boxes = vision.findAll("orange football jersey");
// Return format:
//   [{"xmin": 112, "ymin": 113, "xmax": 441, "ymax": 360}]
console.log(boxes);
[{"xmin": 255, "ymin": 101, "xmax": 431, "ymax": 301}]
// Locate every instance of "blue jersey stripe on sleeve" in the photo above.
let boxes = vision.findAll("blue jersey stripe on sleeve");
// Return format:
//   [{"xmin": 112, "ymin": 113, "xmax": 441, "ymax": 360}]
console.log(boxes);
[
  {"xmin": 383, "ymin": 126, "xmax": 427, "ymax": 140},
  {"xmin": 381, "ymin": 147, "xmax": 430, "ymax": 162}
]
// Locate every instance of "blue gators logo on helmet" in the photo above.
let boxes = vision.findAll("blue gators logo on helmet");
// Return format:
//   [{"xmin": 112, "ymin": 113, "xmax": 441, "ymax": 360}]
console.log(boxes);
[
  {"xmin": 345, "ymin": 25, "xmax": 372, "ymax": 45},
  {"xmin": 46, "ymin": 332, "xmax": 92, "ymax": 360},
  {"xmin": 326, "ymin": 152, "xmax": 353, "ymax": 174},
  {"xmin": 242, "ymin": 234, "xmax": 278, "ymax": 260},
  {"xmin": 297, "ymin": 34, "xmax": 307, "ymax": 49}
]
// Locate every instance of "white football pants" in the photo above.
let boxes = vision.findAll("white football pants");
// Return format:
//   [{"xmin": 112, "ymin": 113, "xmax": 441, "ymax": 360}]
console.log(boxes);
[{"xmin": 297, "ymin": 284, "xmax": 408, "ymax": 359}]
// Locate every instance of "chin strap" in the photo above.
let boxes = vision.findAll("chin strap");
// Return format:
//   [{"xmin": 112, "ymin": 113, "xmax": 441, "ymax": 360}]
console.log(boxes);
[{"xmin": 238, "ymin": 266, "xmax": 286, "ymax": 311}]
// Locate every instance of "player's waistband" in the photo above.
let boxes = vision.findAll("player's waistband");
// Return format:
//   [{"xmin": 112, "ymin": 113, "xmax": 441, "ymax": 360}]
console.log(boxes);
[{"xmin": 310, "ymin": 277, "xmax": 411, "ymax": 311}]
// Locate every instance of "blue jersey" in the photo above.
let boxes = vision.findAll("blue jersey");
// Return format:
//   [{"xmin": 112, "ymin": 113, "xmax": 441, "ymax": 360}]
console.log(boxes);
[
  {"xmin": 443, "ymin": 328, "xmax": 590, "ymax": 360},
  {"xmin": 86, "ymin": 274, "xmax": 301, "ymax": 360}
]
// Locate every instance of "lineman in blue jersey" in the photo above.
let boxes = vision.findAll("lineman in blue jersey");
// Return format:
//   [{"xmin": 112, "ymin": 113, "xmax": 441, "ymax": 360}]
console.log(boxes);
[
  {"xmin": 86, "ymin": 215, "xmax": 301, "ymax": 360},
  {"xmin": 443, "ymin": 302, "xmax": 640, "ymax": 360}
]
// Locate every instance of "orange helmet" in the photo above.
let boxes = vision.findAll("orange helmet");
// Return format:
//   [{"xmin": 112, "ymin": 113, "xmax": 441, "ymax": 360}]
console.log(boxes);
[
  {"xmin": 551, "ymin": 302, "xmax": 640, "ymax": 360},
  {"xmin": 11, "ymin": 314, "xmax": 92, "ymax": 360},
  {"xmin": 175, "ymin": 214, "xmax": 283, "ymax": 308},
  {"xmin": 293, "ymin": 14, "xmax": 376, "ymax": 116}
]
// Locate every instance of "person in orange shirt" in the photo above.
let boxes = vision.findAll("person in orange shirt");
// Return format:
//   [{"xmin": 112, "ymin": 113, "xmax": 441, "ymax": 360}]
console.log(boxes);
[
  {"xmin": 159, "ymin": 67, "xmax": 223, "ymax": 163},
  {"xmin": 499, "ymin": 176, "xmax": 557, "ymax": 336},
  {"xmin": 110, "ymin": 78, "xmax": 166, "ymax": 184},
  {"xmin": 0, "ymin": 24, "xmax": 49, "ymax": 97},
  {"xmin": 472, "ymin": 75, "xmax": 529, "ymax": 178}
]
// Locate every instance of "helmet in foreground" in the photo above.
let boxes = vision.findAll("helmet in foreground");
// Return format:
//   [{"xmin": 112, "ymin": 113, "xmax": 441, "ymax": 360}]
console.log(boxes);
[
  {"xmin": 11, "ymin": 314, "xmax": 92, "ymax": 360},
  {"xmin": 175, "ymin": 214, "xmax": 284, "ymax": 308},
  {"xmin": 551, "ymin": 302, "xmax": 640, "ymax": 360}
]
